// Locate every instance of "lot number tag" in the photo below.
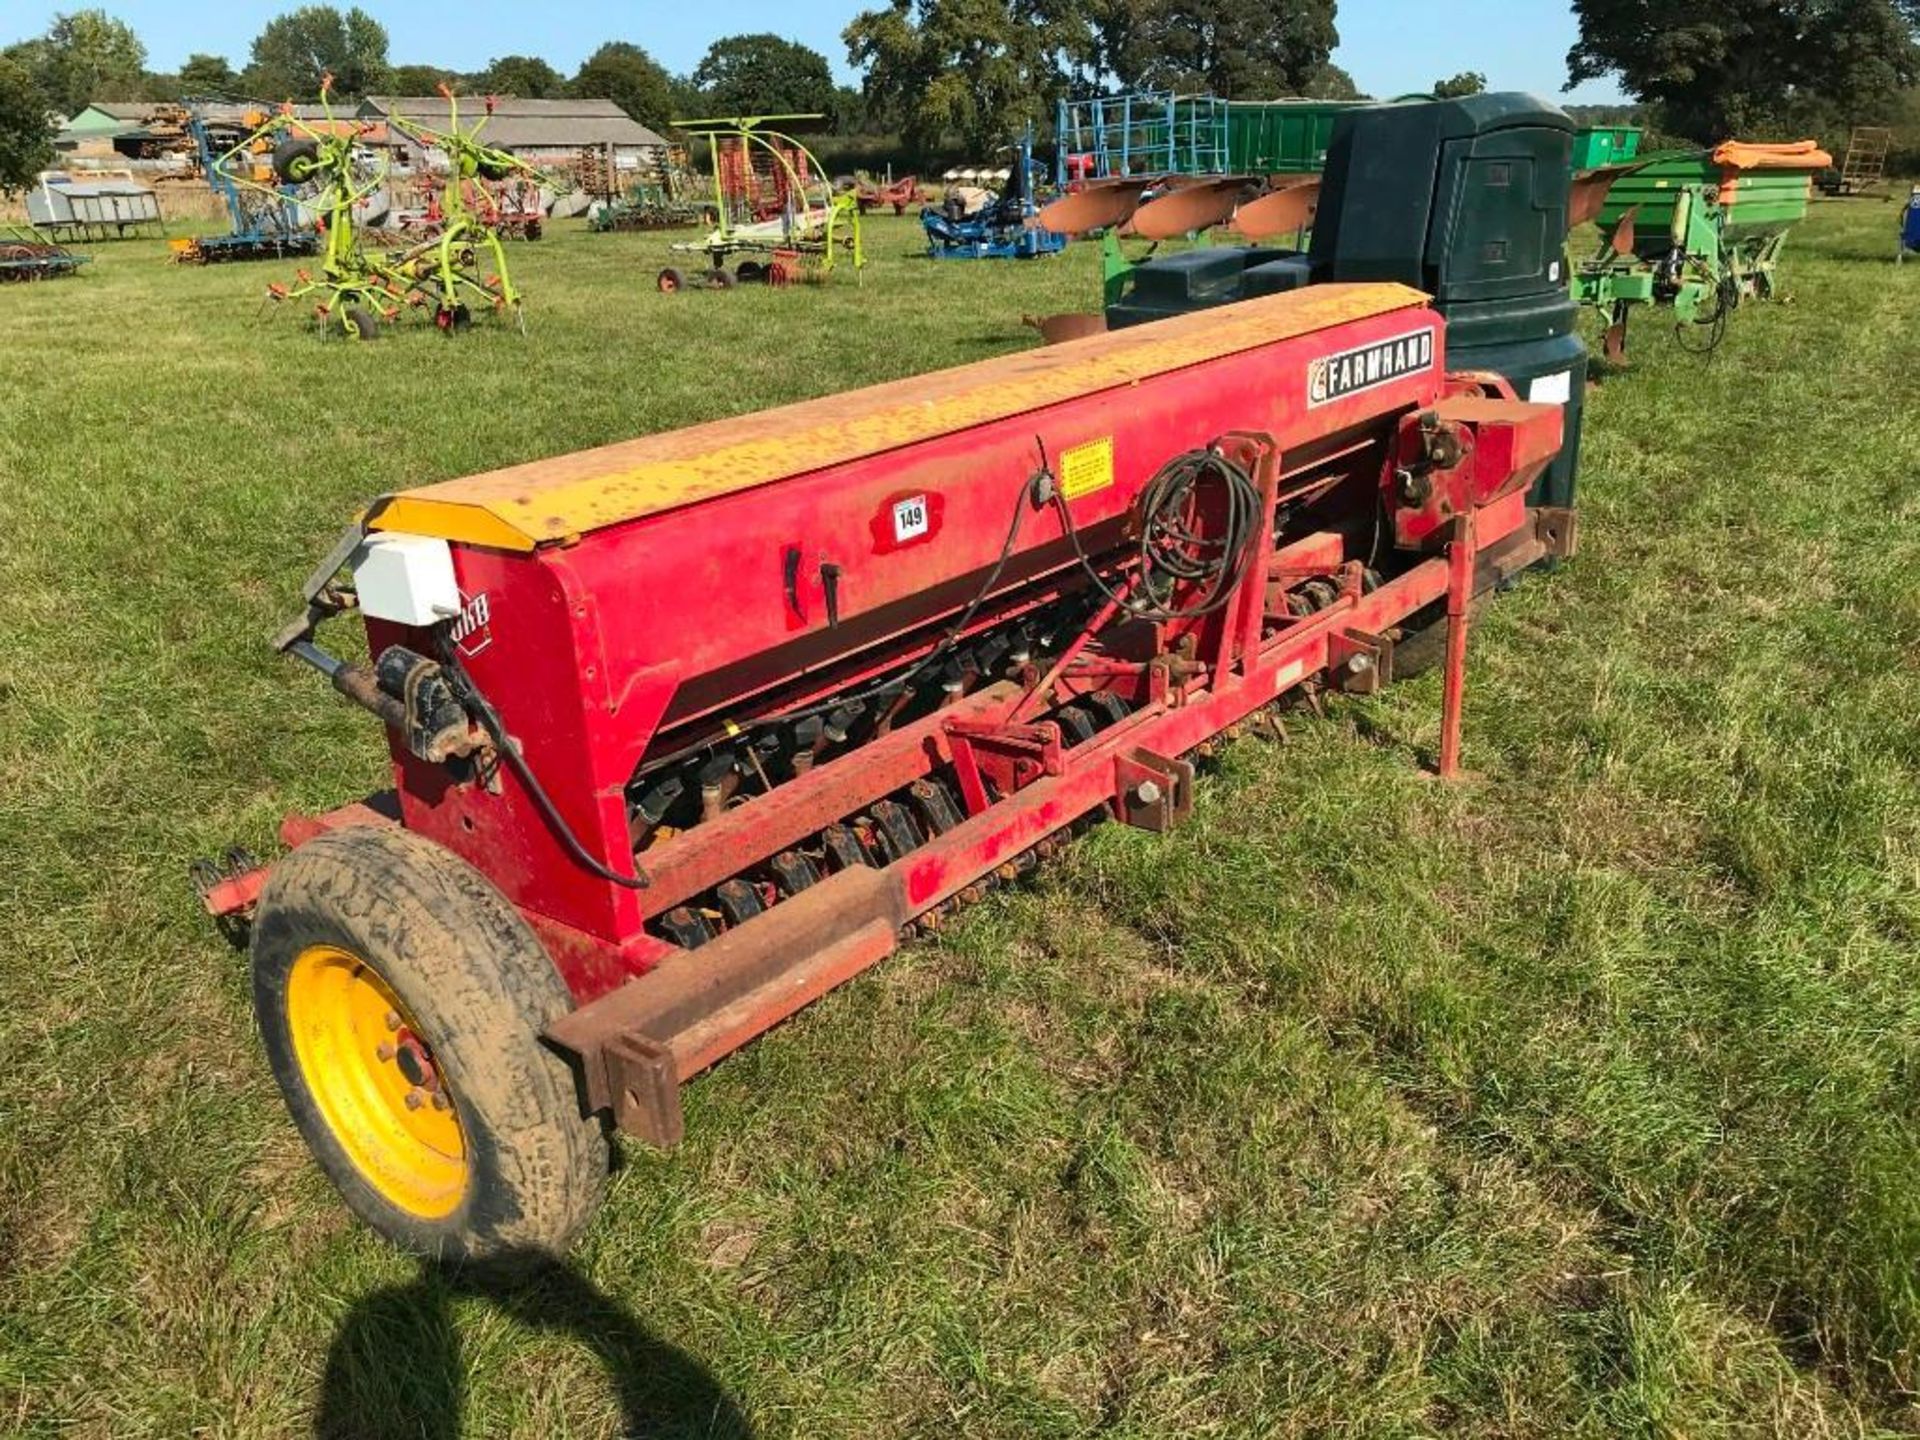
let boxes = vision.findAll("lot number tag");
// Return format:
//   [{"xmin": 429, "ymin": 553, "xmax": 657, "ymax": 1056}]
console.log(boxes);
[{"xmin": 892, "ymin": 495, "xmax": 930, "ymax": 543}]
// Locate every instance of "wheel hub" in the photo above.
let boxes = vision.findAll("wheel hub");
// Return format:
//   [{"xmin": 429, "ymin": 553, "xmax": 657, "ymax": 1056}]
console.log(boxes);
[
  {"xmin": 392, "ymin": 1033, "xmax": 435, "ymax": 1089},
  {"xmin": 285, "ymin": 944, "xmax": 467, "ymax": 1218}
]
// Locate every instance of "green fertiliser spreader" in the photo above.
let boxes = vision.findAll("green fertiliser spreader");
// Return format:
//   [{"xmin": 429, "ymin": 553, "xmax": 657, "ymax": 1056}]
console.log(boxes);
[{"xmin": 1572, "ymin": 140, "xmax": 1830, "ymax": 362}]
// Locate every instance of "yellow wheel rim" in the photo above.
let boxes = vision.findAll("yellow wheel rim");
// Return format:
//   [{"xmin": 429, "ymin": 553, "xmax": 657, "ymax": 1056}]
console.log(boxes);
[{"xmin": 285, "ymin": 944, "xmax": 467, "ymax": 1219}]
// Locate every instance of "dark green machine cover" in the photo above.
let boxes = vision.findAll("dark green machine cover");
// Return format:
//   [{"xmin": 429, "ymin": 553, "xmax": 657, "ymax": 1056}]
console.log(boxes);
[
  {"xmin": 1310, "ymin": 93, "xmax": 1585, "ymax": 510},
  {"xmin": 1112, "ymin": 93, "xmax": 1588, "ymax": 512}
]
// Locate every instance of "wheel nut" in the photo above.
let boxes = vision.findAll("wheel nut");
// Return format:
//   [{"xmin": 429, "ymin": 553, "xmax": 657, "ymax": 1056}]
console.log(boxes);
[
  {"xmin": 376, "ymin": 1042, "xmax": 396, "ymax": 1062},
  {"xmin": 430, "ymin": 1093, "xmax": 451, "ymax": 1112},
  {"xmin": 404, "ymin": 1087, "xmax": 427, "ymax": 1110},
  {"xmin": 384, "ymin": 1010, "xmax": 401, "ymax": 1031}
]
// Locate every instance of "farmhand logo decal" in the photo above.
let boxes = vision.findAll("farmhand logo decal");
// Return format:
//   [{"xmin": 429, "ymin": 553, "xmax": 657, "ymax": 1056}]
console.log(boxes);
[
  {"xmin": 450, "ymin": 591, "xmax": 492, "ymax": 657},
  {"xmin": 1308, "ymin": 329, "xmax": 1434, "ymax": 407}
]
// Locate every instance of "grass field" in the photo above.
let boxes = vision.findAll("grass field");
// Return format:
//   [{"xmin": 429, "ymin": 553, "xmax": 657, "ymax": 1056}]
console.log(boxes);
[{"xmin": 3, "ymin": 203, "xmax": 1920, "ymax": 1438}]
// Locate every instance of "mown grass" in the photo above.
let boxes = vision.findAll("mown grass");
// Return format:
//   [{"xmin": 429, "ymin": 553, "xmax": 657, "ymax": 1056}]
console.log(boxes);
[{"xmin": 2, "ymin": 203, "xmax": 1919, "ymax": 1437}]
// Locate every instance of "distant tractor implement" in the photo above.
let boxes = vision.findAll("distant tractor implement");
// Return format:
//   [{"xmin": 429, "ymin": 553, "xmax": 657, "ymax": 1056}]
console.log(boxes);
[
  {"xmin": 0, "ymin": 223, "xmax": 89, "ymax": 281},
  {"xmin": 168, "ymin": 99, "xmax": 324, "ymax": 266},
  {"xmin": 1572, "ymin": 140, "xmax": 1832, "ymax": 362},
  {"xmin": 25, "ymin": 173, "xmax": 164, "ymax": 243},
  {"xmin": 230, "ymin": 78, "xmax": 543, "ymax": 338},
  {"xmin": 243, "ymin": 79, "xmax": 421, "ymax": 338},
  {"xmin": 656, "ymin": 115, "xmax": 863, "ymax": 292},
  {"xmin": 383, "ymin": 86, "xmax": 548, "ymax": 332},
  {"xmin": 922, "ymin": 130, "xmax": 1065, "ymax": 261},
  {"xmin": 1029, "ymin": 99, "xmax": 1829, "ymax": 380},
  {"xmin": 1817, "ymin": 126, "xmax": 1891, "ymax": 198},
  {"xmin": 852, "ymin": 172, "xmax": 924, "ymax": 215}
]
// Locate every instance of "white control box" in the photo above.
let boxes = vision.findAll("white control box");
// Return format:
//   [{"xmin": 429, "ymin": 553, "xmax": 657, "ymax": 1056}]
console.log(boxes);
[{"xmin": 351, "ymin": 533, "xmax": 460, "ymax": 627}]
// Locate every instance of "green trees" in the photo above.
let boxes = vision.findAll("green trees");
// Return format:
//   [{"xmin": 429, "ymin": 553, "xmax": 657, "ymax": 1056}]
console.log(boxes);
[
  {"xmin": 245, "ymin": 5, "xmax": 391, "ymax": 100},
  {"xmin": 1568, "ymin": 0, "xmax": 1920, "ymax": 138},
  {"xmin": 1433, "ymin": 71, "xmax": 1487, "ymax": 98},
  {"xmin": 477, "ymin": 54, "xmax": 566, "ymax": 100},
  {"xmin": 1094, "ymin": 0, "xmax": 1338, "ymax": 97},
  {"xmin": 177, "ymin": 53, "xmax": 238, "ymax": 96},
  {"xmin": 843, "ymin": 0, "xmax": 1341, "ymax": 154},
  {"xmin": 388, "ymin": 64, "xmax": 458, "ymax": 96},
  {"xmin": 3, "ymin": 9, "xmax": 146, "ymax": 115},
  {"xmin": 1301, "ymin": 62, "xmax": 1361, "ymax": 100},
  {"xmin": 0, "ymin": 55, "xmax": 54, "ymax": 191},
  {"xmin": 845, "ymin": 0, "xmax": 1093, "ymax": 155},
  {"xmin": 570, "ymin": 42, "xmax": 677, "ymax": 130},
  {"xmin": 690, "ymin": 34, "xmax": 837, "ymax": 118}
]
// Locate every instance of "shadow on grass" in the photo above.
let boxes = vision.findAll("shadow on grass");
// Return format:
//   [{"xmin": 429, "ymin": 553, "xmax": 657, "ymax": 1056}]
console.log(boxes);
[{"xmin": 314, "ymin": 1248, "xmax": 753, "ymax": 1439}]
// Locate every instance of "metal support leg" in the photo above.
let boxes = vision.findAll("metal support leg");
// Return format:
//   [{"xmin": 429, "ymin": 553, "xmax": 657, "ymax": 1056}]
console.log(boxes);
[{"xmin": 1438, "ymin": 511, "xmax": 1476, "ymax": 779}]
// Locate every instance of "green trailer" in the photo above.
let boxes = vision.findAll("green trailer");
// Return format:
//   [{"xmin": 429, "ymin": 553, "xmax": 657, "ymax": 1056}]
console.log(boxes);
[
  {"xmin": 1573, "ymin": 139, "xmax": 1829, "ymax": 360},
  {"xmin": 1055, "ymin": 91, "xmax": 1368, "ymax": 183},
  {"xmin": 1223, "ymin": 99, "xmax": 1370, "ymax": 175},
  {"xmin": 1571, "ymin": 125, "xmax": 1641, "ymax": 171}
]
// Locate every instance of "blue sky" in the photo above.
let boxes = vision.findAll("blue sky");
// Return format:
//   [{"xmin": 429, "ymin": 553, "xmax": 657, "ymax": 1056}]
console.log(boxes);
[{"xmin": 6, "ymin": 0, "xmax": 1626, "ymax": 104}]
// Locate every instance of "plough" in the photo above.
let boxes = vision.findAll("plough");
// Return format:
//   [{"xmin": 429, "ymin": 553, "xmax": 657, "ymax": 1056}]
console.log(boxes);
[
  {"xmin": 1572, "ymin": 140, "xmax": 1832, "ymax": 361},
  {"xmin": 855, "ymin": 173, "xmax": 923, "ymax": 214},
  {"xmin": 0, "ymin": 224, "xmax": 88, "ymax": 281},
  {"xmin": 203, "ymin": 282, "xmax": 1571, "ymax": 1255}
]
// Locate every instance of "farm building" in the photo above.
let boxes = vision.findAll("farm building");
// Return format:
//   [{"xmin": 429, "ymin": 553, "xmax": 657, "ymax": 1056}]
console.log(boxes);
[
  {"xmin": 357, "ymin": 95, "xmax": 669, "ymax": 171},
  {"xmin": 56, "ymin": 101, "xmax": 181, "ymax": 157},
  {"xmin": 55, "ymin": 101, "xmax": 354, "ymax": 162}
]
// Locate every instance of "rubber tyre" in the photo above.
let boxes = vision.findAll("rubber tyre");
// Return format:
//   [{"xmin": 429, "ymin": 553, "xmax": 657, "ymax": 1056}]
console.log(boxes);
[
  {"xmin": 656, "ymin": 266, "xmax": 685, "ymax": 293},
  {"xmin": 341, "ymin": 304, "xmax": 379, "ymax": 341},
  {"xmin": 273, "ymin": 137, "xmax": 321, "ymax": 185},
  {"xmin": 708, "ymin": 267, "xmax": 735, "ymax": 289},
  {"xmin": 476, "ymin": 154, "xmax": 515, "ymax": 182},
  {"xmin": 251, "ymin": 826, "xmax": 607, "ymax": 1257}
]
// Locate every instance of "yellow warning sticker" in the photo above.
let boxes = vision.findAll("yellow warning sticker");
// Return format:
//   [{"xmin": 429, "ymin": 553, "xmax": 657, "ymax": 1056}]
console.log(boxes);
[{"xmin": 1059, "ymin": 436, "xmax": 1114, "ymax": 500}]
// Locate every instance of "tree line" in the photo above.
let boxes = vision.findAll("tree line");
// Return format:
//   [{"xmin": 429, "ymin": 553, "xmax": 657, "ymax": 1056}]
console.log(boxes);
[
  {"xmin": 2, "ymin": 0, "xmax": 1916, "ymax": 196},
  {"xmin": 0, "ymin": 8, "xmax": 852, "ymax": 131}
]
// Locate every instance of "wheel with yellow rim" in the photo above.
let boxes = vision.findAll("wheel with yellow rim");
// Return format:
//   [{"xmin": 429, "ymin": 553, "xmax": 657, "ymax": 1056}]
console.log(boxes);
[{"xmin": 251, "ymin": 825, "xmax": 607, "ymax": 1255}]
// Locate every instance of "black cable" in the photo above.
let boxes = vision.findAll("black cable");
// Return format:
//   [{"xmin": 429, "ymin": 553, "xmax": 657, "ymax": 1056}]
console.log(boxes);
[
  {"xmin": 1048, "ymin": 443, "xmax": 1262, "ymax": 623},
  {"xmin": 634, "ymin": 442, "xmax": 1258, "ymax": 787},
  {"xmin": 437, "ymin": 642, "xmax": 651, "ymax": 890},
  {"xmin": 1674, "ymin": 271, "xmax": 1734, "ymax": 359}
]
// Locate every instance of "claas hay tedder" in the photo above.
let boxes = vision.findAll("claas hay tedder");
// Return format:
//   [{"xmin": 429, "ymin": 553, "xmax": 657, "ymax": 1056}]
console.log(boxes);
[{"xmin": 202, "ymin": 282, "xmax": 1573, "ymax": 1255}]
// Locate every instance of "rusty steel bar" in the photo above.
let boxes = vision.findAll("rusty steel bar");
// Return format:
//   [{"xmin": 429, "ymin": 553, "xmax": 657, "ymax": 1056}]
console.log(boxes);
[{"xmin": 1438, "ymin": 510, "xmax": 1478, "ymax": 779}]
